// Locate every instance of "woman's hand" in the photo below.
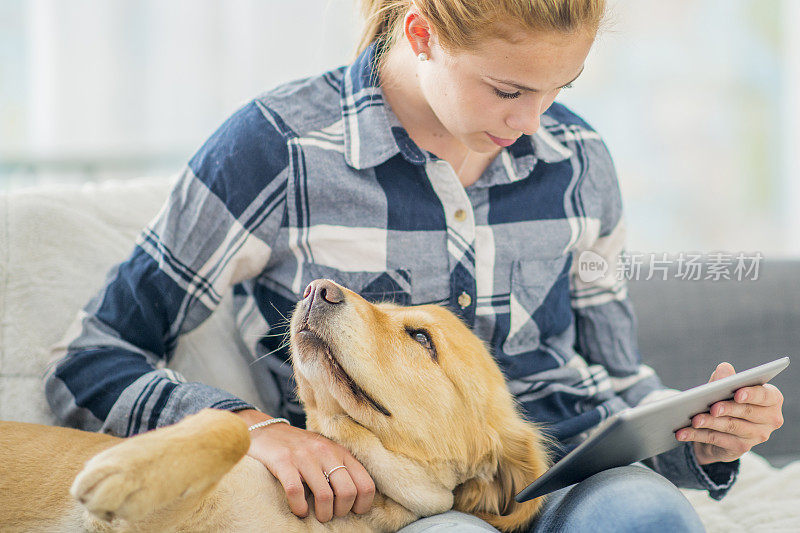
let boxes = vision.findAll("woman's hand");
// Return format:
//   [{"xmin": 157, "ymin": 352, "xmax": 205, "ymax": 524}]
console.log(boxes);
[
  {"xmin": 676, "ymin": 362, "xmax": 785, "ymax": 465},
  {"xmin": 235, "ymin": 409, "xmax": 375, "ymax": 522}
]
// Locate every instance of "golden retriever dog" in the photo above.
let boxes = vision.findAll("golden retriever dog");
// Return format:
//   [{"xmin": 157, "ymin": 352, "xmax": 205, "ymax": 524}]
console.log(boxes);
[{"xmin": 0, "ymin": 279, "xmax": 550, "ymax": 532}]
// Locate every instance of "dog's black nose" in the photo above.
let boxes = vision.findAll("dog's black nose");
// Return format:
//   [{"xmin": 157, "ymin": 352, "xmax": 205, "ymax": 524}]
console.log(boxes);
[{"xmin": 304, "ymin": 279, "xmax": 345, "ymax": 306}]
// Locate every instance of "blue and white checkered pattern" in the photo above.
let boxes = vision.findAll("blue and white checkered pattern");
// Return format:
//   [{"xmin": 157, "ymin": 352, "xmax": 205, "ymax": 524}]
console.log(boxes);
[{"xmin": 44, "ymin": 40, "xmax": 737, "ymax": 497}]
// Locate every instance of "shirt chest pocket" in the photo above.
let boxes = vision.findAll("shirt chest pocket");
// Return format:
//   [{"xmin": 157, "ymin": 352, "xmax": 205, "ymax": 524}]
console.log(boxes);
[
  {"xmin": 305, "ymin": 264, "xmax": 412, "ymax": 306},
  {"xmin": 503, "ymin": 256, "xmax": 573, "ymax": 356}
]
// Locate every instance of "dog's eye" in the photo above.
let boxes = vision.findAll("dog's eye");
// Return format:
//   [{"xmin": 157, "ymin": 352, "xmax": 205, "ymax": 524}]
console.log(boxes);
[
  {"xmin": 413, "ymin": 331, "xmax": 431, "ymax": 348},
  {"xmin": 406, "ymin": 328, "xmax": 434, "ymax": 352},
  {"xmin": 405, "ymin": 327, "xmax": 437, "ymax": 361}
]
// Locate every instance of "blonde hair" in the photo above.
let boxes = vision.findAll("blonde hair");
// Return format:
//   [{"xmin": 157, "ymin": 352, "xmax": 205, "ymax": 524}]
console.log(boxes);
[{"xmin": 356, "ymin": 0, "xmax": 606, "ymax": 61}]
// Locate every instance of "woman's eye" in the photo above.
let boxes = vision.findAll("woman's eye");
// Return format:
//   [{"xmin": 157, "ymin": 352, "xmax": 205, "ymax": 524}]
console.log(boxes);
[{"xmin": 494, "ymin": 88, "xmax": 521, "ymax": 100}]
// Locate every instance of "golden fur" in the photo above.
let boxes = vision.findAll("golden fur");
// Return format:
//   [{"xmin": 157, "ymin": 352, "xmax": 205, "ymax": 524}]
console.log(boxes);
[{"xmin": 0, "ymin": 280, "xmax": 550, "ymax": 532}]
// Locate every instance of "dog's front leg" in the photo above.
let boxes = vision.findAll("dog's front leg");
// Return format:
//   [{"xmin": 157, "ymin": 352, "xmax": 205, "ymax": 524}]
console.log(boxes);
[{"xmin": 71, "ymin": 409, "xmax": 250, "ymax": 528}]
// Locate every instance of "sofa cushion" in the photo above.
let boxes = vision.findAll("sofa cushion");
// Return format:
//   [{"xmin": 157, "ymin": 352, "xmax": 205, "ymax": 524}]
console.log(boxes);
[{"xmin": 0, "ymin": 177, "xmax": 265, "ymax": 424}]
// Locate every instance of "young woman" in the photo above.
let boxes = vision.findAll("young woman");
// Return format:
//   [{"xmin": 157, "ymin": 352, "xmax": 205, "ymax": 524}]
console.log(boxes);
[{"xmin": 46, "ymin": 0, "xmax": 784, "ymax": 531}]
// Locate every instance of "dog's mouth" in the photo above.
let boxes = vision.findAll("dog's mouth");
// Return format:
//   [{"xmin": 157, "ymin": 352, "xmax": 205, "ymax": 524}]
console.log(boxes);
[{"xmin": 295, "ymin": 325, "xmax": 391, "ymax": 417}]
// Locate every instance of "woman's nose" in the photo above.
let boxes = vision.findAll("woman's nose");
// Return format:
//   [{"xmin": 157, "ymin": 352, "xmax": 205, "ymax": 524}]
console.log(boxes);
[
  {"xmin": 510, "ymin": 115, "xmax": 541, "ymax": 136},
  {"xmin": 506, "ymin": 98, "xmax": 547, "ymax": 136}
]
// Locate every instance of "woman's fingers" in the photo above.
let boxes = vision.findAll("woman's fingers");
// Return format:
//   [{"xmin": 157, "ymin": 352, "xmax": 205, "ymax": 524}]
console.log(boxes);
[
  {"xmin": 270, "ymin": 462, "xmax": 309, "ymax": 518},
  {"xmin": 325, "ymin": 464, "xmax": 358, "ymax": 518},
  {"xmin": 708, "ymin": 400, "xmax": 784, "ymax": 428},
  {"xmin": 678, "ymin": 412, "xmax": 778, "ymax": 464},
  {"xmin": 298, "ymin": 460, "xmax": 336, "ymax": 522},
  {"xmin": 733, "ymin": 383, "xmax": 784, "ymax": 408},
  {"xmin": 343, "ymin": 454, "xmax": 376, "ymax": 514},
  {"xmin": 690, "ymin": 413, "xmax": 773, "ymax": 442}
]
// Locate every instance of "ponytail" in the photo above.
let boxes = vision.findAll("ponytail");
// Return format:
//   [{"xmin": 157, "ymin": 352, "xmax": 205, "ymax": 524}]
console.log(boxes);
[
  {"xmin": 355, "ymin": 0, "xmax": 606, "ymax": 61},
  {"xmin": 355, "ymin": 0, "xmax": 410, "ymax": 58}
]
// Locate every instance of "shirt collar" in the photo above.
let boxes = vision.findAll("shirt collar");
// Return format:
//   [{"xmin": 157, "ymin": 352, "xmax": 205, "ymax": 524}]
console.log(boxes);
[
  {"xmin": 340, "ymin": 40, "xmax": 421, "ymax": 169},
  {"xmin": 340, "ymin": 40, "xmax": 573, "ymax": 178}
]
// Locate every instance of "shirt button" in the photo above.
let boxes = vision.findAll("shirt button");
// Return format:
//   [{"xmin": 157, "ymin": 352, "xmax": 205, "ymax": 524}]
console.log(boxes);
[
  {"xmin": 458, "ymin": 292, "xmax": 472, "ymax": 308},
  {"xmin": 454, "ymin": 209, "xmax": 466, "ymax": 222}
]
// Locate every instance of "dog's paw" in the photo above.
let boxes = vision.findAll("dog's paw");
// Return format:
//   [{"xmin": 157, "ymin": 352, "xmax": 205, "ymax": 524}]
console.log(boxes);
[{"xmin": 71, "ymin": 455, "xmax": 153, "ymax": 523}]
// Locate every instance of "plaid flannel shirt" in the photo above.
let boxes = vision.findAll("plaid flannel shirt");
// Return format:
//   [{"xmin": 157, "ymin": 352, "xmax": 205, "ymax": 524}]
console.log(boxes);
[{"xmin": 45, "ymin": 40, "xmax": 738, "ymax": 499}]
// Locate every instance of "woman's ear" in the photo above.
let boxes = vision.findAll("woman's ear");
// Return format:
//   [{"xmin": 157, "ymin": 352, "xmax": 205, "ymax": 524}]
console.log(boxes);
[
  {"xmin": 403, "ymin": 7, "xmax": 432, "ymax": 57},
  {"xmin": 453, "ymin": 420, "xmax": 552, "ymax": 533}
]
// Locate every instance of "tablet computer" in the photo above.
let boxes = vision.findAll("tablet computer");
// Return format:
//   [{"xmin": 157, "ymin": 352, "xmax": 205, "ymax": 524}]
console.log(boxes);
[{"xmin": 515, "ymin": 356, "xmax": 790, "ymax": 502}]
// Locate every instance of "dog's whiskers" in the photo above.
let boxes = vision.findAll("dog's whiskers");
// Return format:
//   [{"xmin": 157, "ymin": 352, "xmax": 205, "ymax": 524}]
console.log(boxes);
[
  {"xmin": 249, "ymin": 337, "xmax": 292, "ymax": 366},
  {"xmin": 258, "ymin": 331, "xmax": 289, "ymax": 338},
  {"xmin": 268, "ymin": 302, "xmax": 291, "ymax": 324}
]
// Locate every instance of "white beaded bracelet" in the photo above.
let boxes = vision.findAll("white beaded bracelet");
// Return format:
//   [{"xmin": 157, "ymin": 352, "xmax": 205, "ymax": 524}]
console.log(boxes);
[{"xmin": 248, "ymin": 418, "xmax": 290, "ymax": 432}]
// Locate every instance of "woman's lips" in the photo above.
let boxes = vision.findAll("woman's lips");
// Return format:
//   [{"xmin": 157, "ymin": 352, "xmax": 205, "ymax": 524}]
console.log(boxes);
[{"xmin": 486, "ymin": 132, "xmax": 518, "ymax": 147}]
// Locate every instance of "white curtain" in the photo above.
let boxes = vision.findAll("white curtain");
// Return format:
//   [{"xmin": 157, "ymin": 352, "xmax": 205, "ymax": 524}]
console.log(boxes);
[
  {"xmin": 1, "ymin": 0, "xmax": 798, "ymax": 255},
  {"xmin": 24, "ymin": 0, "xmax": 360, "ymax": 157},
  {"xmin": 559, "ymin": 0, "xmax": 799, "ymax": 255}
]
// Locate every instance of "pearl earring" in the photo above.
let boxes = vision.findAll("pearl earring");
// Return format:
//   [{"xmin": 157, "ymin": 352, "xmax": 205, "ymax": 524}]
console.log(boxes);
[{"xmin": 417, "ymin": 52, "xmax": 429, "ymax": 61}]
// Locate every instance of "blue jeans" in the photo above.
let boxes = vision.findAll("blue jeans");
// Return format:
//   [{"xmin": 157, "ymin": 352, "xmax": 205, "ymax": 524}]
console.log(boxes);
[{"xmin": 397, "ymin": 465, "xmax": 705, "ymax": 532}]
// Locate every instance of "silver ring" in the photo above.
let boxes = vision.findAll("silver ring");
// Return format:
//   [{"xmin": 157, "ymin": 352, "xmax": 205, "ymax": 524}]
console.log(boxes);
[{"xmin": 324, "ymin": 465, "xmax": 347, "ymax": 482}]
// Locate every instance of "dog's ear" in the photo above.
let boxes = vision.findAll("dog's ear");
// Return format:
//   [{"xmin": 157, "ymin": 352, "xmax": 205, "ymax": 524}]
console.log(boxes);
[{"xmin": 452, "ymin": 420, "xmax": 551, "ymax": 533}]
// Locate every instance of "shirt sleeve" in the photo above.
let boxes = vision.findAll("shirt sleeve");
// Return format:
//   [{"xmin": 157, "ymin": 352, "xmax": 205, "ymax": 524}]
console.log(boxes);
[
  {"xmin": 643, "ymin": 442, "xmax": 740, "ymax": 500},
  {"xmin": 570, "ymin": 138, "xmax": 663, "ymax": 408},
  {"xmin": 570, "ymin": 137, "xmax": 739, "ymax": 499},
  {"xmin": 44, "ymin": 99, "xmax": 290, "ymax": 436}
]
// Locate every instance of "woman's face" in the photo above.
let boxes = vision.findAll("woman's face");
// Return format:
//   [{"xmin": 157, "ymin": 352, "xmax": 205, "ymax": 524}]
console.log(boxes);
[{"xmin": 417, "ymin": 28, "xmax": 595, "ymax": 152}]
